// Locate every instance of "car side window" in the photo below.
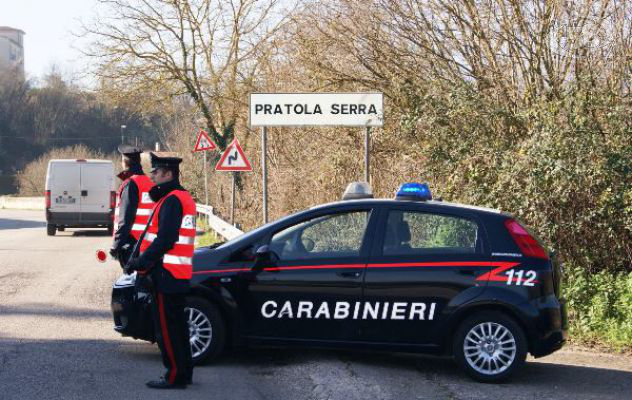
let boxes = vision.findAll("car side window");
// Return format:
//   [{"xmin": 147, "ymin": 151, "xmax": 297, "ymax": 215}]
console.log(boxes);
[
  {"xmin": 270, "ymin": 211, "xmax": 370, "ymax": 260},
  {"xmin": 383, "ymin": 210, "xmax": 478, "ymax": 255}
]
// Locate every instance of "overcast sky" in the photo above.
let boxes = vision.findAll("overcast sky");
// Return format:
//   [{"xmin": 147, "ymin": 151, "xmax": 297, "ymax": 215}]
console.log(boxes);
[{"xmin": 1, "ymin": 0, "xmax": 98, "ymax": 82}]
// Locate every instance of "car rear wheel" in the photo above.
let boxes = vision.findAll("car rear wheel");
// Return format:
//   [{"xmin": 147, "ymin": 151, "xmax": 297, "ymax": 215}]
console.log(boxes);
[
  {"xmin": 46, "ymin": 224, "xmax": 56, "ymax": 236},
  {"xmin": 185, "ymin": 297, "xmax": 226, "ymax": 365},
  {"xmin": 453, "ymin": 311, "xmax": 527, "ymax": 383}
]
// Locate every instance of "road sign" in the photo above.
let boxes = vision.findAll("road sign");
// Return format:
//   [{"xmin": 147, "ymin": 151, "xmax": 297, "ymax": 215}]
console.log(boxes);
[
  {"xmin": 215, "ymin": 139, "xmax": 252, "ymax": 171},
  {"xmin": 249, "ymin": 92, "xmax": 384, "ymax": 127},
  {"xmin": 193, "ymin": 129, "xmax": 217, "ymax": 152}
]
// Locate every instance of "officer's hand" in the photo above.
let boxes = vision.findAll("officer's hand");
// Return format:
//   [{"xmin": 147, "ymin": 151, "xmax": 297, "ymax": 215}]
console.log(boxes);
[
  {"xmin": 109, "ymin": 248, "xmax": 119, "ymax": 260},
  {"xmin": 124, "ymin": 258, "xmax": 144, "ymax": 274}
]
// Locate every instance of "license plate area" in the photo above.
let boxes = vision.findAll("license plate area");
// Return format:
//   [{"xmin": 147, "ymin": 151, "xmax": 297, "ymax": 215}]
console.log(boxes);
[{"xmin": 54, "ymin": 196, "xmax": 76, "ymax": 204}]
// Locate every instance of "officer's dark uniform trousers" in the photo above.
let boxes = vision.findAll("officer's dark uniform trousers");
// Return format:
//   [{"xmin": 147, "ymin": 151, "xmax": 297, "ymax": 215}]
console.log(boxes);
[
  {"xmin": 136, "ymin": 180, "xmax": 194, "ymax": 385},
  {"xmin": 150, "ymin": 290, "xmax": 191, "ymax": 384}
]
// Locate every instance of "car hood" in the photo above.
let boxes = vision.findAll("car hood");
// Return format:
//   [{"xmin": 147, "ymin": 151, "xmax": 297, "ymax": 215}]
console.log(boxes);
[
  {"xmin": 113, "ymin": 247, "xmax": 232, "ymax": 288},
  {"xmin": 192, "ymin": 246, "xmax": 234, "ymax": 274}
]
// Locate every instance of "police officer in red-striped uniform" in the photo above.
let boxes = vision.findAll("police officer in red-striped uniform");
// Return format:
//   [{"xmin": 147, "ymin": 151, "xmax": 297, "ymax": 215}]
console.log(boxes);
[
  {"xmin": 125, "ymin": 152, "xmax": 196, "ymax": 389},
  {"xmin": 110, "ymin": 145, "xmax": 154, "ymax": 266}
]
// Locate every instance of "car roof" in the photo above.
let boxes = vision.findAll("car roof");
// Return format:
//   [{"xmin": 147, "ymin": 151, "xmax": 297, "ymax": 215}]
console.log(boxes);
[
  {"xmin": 49, "ymin": 159, "xmax": 113, "ymax": 164},
  {"xmin": 309, "ymin": 198, "xmax": 509, "ymax": 217}
]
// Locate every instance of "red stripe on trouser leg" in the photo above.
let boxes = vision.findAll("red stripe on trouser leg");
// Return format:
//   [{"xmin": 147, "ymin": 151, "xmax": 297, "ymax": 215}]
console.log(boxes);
[{"xmin": 157, "ymin": 293, "xmax": 178, "ymax": 384}]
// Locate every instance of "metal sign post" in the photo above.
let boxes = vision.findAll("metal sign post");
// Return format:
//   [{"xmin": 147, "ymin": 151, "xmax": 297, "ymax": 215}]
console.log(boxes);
[
  {"xmin": 365, "ymin": 126, "xmax": 370, "ymax": 184},
  {"xmin": 204, "ymin": 151, "xmax": 208, "ymax": 205},
  {"xmin": 215, "ymin": 138, "xmax": 253, "ymax": 225},
  {"xmin": 193, "ymin": 129, "xmax": 217, "ymax": 206},
  {"xmin": 231, "ymin": 172, "xmax": 236, "ymax": 224},
  {"xmin": 262, "ymin": 126, "xmax": 268, "ymax": 224}
]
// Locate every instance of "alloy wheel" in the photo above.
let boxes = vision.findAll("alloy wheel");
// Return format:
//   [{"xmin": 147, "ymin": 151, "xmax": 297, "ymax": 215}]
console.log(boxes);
[
  {"xmin": 186, "ymin": 306, "xmax": 213, "ymax": 358},
  {"xmin": 463, "ymin": 322, "xmax": 517, "ymax": 376}
]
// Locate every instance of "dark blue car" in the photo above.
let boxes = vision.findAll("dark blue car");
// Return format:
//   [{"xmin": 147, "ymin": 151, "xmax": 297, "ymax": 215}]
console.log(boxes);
[{"xmin": 111, "ymin": 182, "xmax": 567, "ymax": 382}]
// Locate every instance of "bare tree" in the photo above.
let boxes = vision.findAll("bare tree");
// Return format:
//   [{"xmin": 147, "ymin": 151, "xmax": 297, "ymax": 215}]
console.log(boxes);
[
  {"xmin": 82, "ymin": 0, "xmax": 293, "ymax": 149},
  {"xmin": 292, "ymin": 0, "xmax": 632, "ymax": 105}
]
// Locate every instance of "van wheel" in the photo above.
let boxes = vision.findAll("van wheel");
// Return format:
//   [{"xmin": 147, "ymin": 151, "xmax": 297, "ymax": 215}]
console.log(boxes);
[
  {"xmin": 453, "ymin": 311, "xmax": 527, "ymax": 383},
  {"xmin": 185, "ymin": 297, "xmax": 226, "ymax": 365},
  {"xmin": 46, "ymin": 224, "xmax": 56, "ymax": 236},
  {"xmin": 107, "ymin": 224, "xmax": 114, "ymax": 236}
]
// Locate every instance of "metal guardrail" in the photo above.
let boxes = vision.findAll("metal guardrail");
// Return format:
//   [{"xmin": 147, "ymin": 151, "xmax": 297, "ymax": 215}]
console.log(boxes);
[
  {"xmin": 0, "ymin": 196, "xmax": 45, "ymax": 210},
  {"xmin": 195, "ymin": 203, "xmax": 244, "ymax": 241},
  {"xmin": 0, "ymin": 196, "xmax": 243, "ymax": 241}
]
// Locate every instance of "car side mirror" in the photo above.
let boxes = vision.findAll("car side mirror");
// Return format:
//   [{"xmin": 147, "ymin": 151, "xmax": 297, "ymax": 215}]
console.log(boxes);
[
  {"xmin": 255, "ymin": 245, "xmax": 279, "ymax": 262},
  {"xmin": 255, "ymin": 245, "xmax": 270, "ymax": 257}
]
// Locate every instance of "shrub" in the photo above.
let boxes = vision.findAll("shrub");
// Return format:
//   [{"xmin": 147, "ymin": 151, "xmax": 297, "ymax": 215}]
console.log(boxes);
[
  {"xmin": 564, "ymin": 264, "xmax": 632, "ymax": 349},
  {"xmin": 16, "ymin": 145, "xmax": 117, "ymax": 196},
  {"xmin": 403, "ymin": 80, "xmax": 631, "ymax": 275}
]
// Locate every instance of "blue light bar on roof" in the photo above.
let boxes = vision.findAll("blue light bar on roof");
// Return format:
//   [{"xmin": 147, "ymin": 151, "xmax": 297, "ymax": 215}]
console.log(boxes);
[{"xmin": 395, "ymin": 182, "xmax": 432, "ymax": 201}]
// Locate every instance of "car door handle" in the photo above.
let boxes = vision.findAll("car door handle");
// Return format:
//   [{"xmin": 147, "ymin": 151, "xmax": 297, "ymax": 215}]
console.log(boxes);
[{"xmin": 337, "ymin": 271, "xmax": 361, "ymax": 279}]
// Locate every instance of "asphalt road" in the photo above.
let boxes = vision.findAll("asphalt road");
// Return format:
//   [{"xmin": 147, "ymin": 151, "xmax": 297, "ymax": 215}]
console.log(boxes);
[{"xmin": 1, "ymin": 209, "xmax": 630, "ymax": 400}]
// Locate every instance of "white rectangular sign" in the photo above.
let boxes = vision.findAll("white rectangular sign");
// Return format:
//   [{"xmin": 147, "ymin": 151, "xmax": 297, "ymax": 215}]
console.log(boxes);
[{"xmin": 249, "ymin": 92, "xmax": 383, "ymax": 127}]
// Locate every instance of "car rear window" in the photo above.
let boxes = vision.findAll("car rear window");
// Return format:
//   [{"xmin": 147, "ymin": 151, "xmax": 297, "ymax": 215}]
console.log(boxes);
[{"xmin": 383, "ymin": 210, "xmax": 479, "ymax": 256}]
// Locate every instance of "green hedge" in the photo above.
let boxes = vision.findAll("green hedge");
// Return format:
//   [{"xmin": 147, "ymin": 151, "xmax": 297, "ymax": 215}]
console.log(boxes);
[
  {"xmin": 564, "ymin": 265, "xmax": 632, "ymax": 350},
  {"xmin": 400, "ymin": 78, "xmax": 631, "ymax": 349}
]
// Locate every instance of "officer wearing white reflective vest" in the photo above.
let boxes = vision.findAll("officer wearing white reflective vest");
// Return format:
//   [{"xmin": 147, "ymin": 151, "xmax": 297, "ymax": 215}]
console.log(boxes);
[
  {"xmin": 125, "ymin": 152, "xmax": 196, "ymax": 389},
  {"xmin": 110, "ymin": 145, "xmax": 154, "ymax": 266}
]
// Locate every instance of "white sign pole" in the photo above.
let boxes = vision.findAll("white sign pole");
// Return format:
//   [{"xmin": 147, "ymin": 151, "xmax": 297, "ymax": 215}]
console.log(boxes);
[
  {"xmin": 231, "ymin": 172, "xmax": 236, "ymax": 224},
  {"xmin": 204, "ymin": 151, "xmax": 209, "ymax": 205},
  {"xmin": 365, "ymin": 126, "xmax": 370, "ymax": 184},
  {"xmin": 262, "ymin": 126, "xmax": 268, "ymax": 224}
]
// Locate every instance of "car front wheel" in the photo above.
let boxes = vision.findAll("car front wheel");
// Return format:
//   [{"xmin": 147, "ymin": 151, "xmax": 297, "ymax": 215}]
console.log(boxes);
[
  {"xmin": 185, "ymin": 297, "xmax": 226, "ymax": 365},
  {"xmin": 453, "ymin": 311, "xmax": 527, "ymax": 383}
]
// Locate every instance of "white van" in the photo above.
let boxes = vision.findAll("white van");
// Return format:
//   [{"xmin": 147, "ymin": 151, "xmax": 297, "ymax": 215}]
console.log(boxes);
[{"xmin": 45, "ymin": 159, "xmax": 116, "ymax": 236}]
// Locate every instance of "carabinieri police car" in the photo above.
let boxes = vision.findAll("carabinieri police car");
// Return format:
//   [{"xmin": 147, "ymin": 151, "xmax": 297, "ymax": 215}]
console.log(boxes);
[{"xmin": 111, "ymin": 182, "xmax": 567, "ymax": 382}]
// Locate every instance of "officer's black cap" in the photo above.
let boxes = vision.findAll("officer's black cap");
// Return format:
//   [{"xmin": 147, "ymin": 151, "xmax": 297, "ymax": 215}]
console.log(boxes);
[
  {"xmin": 150, "ymin": 152, "xmax": 183, "ymax": 172},
  {"xmin": 117, "ymin": 144, "xmax": 143, "ymax": 156}
]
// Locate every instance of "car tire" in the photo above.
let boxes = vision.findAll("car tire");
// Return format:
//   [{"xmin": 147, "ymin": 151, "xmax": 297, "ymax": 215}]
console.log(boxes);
[
  {"xmin": 453, "ymin": 311, "xmax": 527, "ymax": 383},
  {"xmin": 46, "ymin": 224, "xmax": 56, "ymax": 236},
  {"xmin": 185, "ymin": 297, "xmax": 226, "ymax": 365}
]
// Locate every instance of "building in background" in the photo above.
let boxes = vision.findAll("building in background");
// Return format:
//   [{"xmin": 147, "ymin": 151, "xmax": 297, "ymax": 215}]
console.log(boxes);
[{"xmin": 0, "ymin": 26, "xmax": 25, "ymax": 77}]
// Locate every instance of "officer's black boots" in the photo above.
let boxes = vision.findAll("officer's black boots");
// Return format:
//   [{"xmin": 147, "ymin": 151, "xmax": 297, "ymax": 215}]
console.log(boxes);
[{"xmin": 145, "ymin": 378, "xmax": 187, "ymax": 389}]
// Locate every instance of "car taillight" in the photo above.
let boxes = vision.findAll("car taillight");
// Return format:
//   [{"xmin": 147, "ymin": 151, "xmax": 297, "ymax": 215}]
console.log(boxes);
[
  {"xmin": 110, "ymin": 191, "xmax": 116, "ymax": 210},
  {"xmin": 45, "ymin": 190, "xmax": 51, "ymax": 209},
  {"xmin": 504, "ymin": 219, "xmax": 549, "ymax": 260}
]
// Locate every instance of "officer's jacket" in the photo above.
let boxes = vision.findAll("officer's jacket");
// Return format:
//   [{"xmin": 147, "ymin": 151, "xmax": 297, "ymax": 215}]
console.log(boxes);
[
  {"xmin": 138, "ymin": 180, "xmax": 196, "ymax": 293},
  {"xmin": 112, "ymin": 165, "xmax": 154, "ymax": 250}
]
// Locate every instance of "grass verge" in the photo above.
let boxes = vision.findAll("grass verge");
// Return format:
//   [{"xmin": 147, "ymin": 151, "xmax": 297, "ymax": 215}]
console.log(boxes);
[{"xmin": 563, "ymin": 265, "xmax": 632, "ymax": 352}]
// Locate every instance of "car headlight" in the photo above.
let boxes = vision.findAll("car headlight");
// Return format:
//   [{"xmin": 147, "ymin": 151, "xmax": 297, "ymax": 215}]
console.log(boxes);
[{"xmin": 114, "ymin": 271, "xmax": 137, "ymax": 287}]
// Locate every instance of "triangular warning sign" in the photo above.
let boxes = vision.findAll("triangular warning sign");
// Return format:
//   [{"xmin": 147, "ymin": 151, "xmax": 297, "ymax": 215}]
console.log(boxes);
[
  {"xmin": 193, "ymin": 129, "xmax": 217, "ymax": 152},
  {"xmin": 215, "ymin": 139, "xmax": 252, "ymax": 172}
]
